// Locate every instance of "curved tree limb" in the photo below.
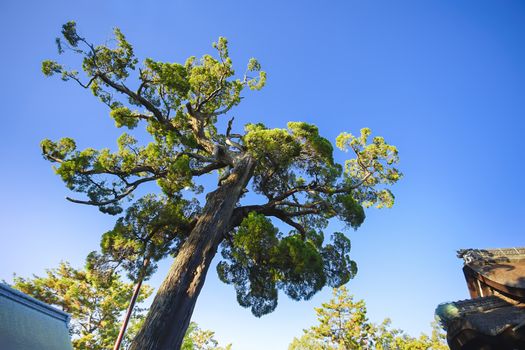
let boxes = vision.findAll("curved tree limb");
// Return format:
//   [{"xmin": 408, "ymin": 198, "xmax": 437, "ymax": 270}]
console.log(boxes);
[{"xmin": 66, "ymin": 175, "xmax": 161, "ymax": 206}]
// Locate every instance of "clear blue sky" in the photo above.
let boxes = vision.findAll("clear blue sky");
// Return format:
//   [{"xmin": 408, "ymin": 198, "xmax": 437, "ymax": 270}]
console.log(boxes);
[{"xmin": 1, "ymin": 1, "xmax": 524, "ymax": 349}]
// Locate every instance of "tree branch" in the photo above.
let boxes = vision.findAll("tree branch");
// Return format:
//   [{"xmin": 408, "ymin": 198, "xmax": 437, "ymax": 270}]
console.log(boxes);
[
  {"xmin": 195, "ymin": 74, "xmax": 226, "ymax": 112},
  {"xmin": 229, "ymin": 205, "xmax": 308, "ymax": 238},
  {"xmin": 225, "ymin": 117, "xmax": 245, "ymax": 152},
  {"xmin": 65, "ymin": 72, "xmax": 98, "ymax": 89},
  {"xmin": 66, "ymin": 176, "xmax": 160, "ymax": 207},
  {"xmin": 97, "ymin": 74, "xmax": 182, "ymax": 138},
  {"xmin": 268, "ymin": 181, "xmax": 355, "ymax": 206},
  {"xmin": 191, "ymin": 162, "xmax": 226, "ymax": 176},
  {"xmin": 185, "ymin": 103, "xmax": 215, "ymax": 154}
]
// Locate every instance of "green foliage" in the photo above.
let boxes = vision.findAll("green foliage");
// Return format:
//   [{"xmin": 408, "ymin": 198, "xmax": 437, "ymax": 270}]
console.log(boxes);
[
  {"xmin": 61, "ymin": 21, "xmax": 81, "ymax": 47},
  {"xmin": 246, "ymin": 122, "xmax": 344, "ymax": 201},
  {"xmin": 304, "ymin": 287, "xmax": 372, "ymax": 349},
  {"xmin": 41, "ymin": 22, "xmax": 401, "ymax": 320},
  {"xmin": 321, "ymin": 233, "xmax": 357, "ymax": 288},
  {"xmin": 42, "ymin": 60, "xmax": 63, "ymax": 76},
  {"xmin": 244, "ymin": 126, "xmax": 301, "ymax": 167},
  {"xmin": 333, "ymin": 194, "xmax": 366, "ymax": 229},
  {"xmin": 12, "ymin": 258, "xmax": 152, "ymax": 350},
  {"xmin": 110, "ymin": 106, "xmax": 140, "ymax": 129},
  {"xmin": 217, "ymin": 213, "xmax": 357, "ymax": 316},
  {"xmin": 337, "ymin": 128, "xmax": 401, "ymax": 208},
  {"xmin": 183, "ymin": 322, "xmax": 232, "ymax": 350},
  {"xmin": 100, "ymin": 194, "xmax": 199, "ymax": 281},
  {"xmin": 289, "ymin": 287, "xmax": 448, "ymax": 350},
  {"xmin": 217, "ymin": 212, "xmax": 281, "ymax": 316},
  {"xmin": 287, "ymin": 122, "xmax": 334, "ymax": 165}
]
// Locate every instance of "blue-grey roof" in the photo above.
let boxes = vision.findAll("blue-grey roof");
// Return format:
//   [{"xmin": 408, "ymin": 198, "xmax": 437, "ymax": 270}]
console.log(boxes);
[
  {"xmin": 0, "ymin": 283, "xmax": 73, "ymax": 350},
  {"xmin": 436, "ymin": 295, "xmax": 525, "ymax": 336}
]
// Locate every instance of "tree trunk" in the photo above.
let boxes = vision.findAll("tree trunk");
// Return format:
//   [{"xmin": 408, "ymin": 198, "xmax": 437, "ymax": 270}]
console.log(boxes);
[{"xmin": 129, "ymin": 155, "xmax": 255, "ymax": 350}]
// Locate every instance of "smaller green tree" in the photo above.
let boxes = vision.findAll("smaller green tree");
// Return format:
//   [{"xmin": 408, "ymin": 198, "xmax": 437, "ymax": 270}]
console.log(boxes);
[
  {"xmin": 293, "ymin": 287, "xmax": 375, "ymax": 349},
  {"xmin": 390, "ymin": 322, "xmax": 448, "ymax": 350},
  {"xmin": 12, "ymin": 256, "xmax": 152, "ymax": 350},
  {"xmin": 182, "ymin": 322, "xmax": 232, "ymax": 350},
  {"xmin": 289, "ymin": 287, "xmax": 448, "ymax": 350}
]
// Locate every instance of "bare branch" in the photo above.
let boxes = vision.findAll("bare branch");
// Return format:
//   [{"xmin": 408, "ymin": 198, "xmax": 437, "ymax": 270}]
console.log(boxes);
[
  {"xmin": 277, "ymin": 200, "xmax": 325, "ymax": 209},
  {"xmin": 268, "ymin": 208, "xmax": 307, "ymax": 236},
  {"xmin": 191, "ymin": 162, "xmax": 226, "ymax": 176},
  {"xmin": 225, "ymin": 117, "xmax": 245, "ymax": 152},
  {"xmin": 66, "ymin": 176, "xmax": 160, "ymax": 207},
  {"xmin": 65, "ymin": 72, "xmax": 98, "ymax": 89},
  {"xmin": 269, "ymin": 181, "xmax": 354, "ymax": 206},
  {"xmin": 229, "ymin": 205, "xmax": 309, "ymax": 238},
  {"xmin": 78, "ymin": 165, "xmax": 159, "ymax": 177},
  {"xmin": 226, "ymin": 117, "xmax": 234, "ymax": 137}
]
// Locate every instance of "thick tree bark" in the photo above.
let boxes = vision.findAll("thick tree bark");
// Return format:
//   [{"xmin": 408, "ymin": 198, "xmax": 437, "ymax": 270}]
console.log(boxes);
[{"xmin": 129, "ymin": 155, "xmax": 255, "ymax": 350}]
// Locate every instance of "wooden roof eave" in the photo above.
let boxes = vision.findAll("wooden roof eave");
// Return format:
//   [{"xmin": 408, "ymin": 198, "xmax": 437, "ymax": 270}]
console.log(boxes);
[{"xmin": 463, "ymin": 265, "xmax": 525, "ymax": 300}]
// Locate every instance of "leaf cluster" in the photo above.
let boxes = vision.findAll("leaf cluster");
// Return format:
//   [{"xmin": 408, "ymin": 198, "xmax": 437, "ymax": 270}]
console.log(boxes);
[
  {"xmin": 100, "ymin": 194, "xmax": 199, "ymax": 281},
  {"xmin": 217, "ymin": 213, "xmax": 357, "ymax": 316}
]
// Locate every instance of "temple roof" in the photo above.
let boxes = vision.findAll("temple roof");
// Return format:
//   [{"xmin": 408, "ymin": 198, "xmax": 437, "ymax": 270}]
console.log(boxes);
[
  {"xmin": 458, "ymin": 247, "xmax": 525, "ymax": 290},
  {"xmin": 436, "ymin": 247, "xmax": 525, "ymax": 349},
  {"xmin": 0, "ymin": 283, "xmax": 73, "ymax": 350},
  {"xmin": 437, "ymin": 295, "xmax": 525, "ymax": 337}
]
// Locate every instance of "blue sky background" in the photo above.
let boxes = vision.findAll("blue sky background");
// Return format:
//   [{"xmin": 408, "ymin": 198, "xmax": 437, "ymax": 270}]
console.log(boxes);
[{"xmin": 1, "ymin": 1, "xmax": 524, "ymax": 349}]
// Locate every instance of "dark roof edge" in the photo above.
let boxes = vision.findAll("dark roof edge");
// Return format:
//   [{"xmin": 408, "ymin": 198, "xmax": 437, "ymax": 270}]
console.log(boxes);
[
  {"xmin": 457, "ymin": 247, "xmax": 525, "ymax": 263},
  {"xmin": 0, "ymin": 283, "xmax": 70, "ymax": 323}
]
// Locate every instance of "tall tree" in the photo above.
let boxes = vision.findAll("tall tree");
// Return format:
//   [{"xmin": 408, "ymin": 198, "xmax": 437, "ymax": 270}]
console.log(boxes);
[
  {"xmin": 288, "ymin": 287, "xmax": 448, "ymax": 350},
  {"xmin": 12, "ymin": 256, "xmax": 152, "ymax": 350},
  {"xmin": 41, "ymin": 22, "xmax": 401, "ymax": 349}
]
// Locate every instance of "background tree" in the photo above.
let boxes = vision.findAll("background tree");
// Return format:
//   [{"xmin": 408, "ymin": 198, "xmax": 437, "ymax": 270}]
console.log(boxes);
[
  {"xmin": 182, "ymin": 322, "xmax": 232, "ymax": 350},
  {"xmin": 41, "ymin": 21, "xmax": 401, "ymax": 349},
  {"xmin": 12, "ymin": 256, "xmax": 152, "ymax": 350},
  {"xmin": 288, "ymin": 287, "xmax": 448, "ymax": 350},
  {"xmin": 390, "ymin": 322, "xmax": 448, "ymax": 350}
]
